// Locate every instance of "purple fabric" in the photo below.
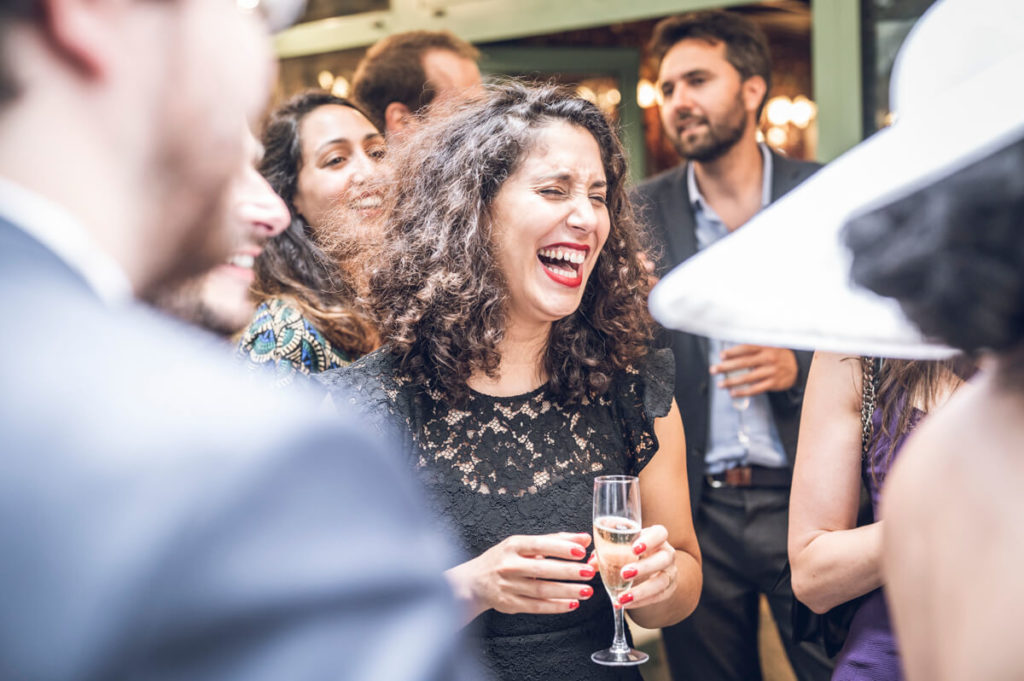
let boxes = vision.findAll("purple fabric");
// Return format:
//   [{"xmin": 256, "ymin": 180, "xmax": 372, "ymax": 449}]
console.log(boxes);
[{"xmin": 831, "ymin": 401, "xmax": 921, "ymax": 681}]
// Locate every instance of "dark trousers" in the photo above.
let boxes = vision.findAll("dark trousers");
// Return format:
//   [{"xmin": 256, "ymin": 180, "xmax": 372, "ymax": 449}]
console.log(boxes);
[{"xmin": 662, "ymin": 483, "xmax": 832, "ymax": 681}]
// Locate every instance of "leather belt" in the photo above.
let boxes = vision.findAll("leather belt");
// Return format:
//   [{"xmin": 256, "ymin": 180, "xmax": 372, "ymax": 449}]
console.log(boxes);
[{"xmin": 705, "ymin": 465, "xmax": 791, "ymax": 489}]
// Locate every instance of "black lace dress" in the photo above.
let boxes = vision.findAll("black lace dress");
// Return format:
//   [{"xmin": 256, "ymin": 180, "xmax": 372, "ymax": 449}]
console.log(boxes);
[{"xmin": 318, "ymin": 347, "xmax": 674, "ymax": 681}]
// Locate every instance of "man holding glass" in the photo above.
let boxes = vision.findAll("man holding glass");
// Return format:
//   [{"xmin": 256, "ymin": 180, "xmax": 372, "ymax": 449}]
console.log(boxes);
[{"xmin": 632, "ymin": 10, "xmax": 827, "ymax": 681}]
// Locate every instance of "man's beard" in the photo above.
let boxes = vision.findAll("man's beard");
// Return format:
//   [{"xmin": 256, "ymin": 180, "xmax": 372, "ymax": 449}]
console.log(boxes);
[
  {"xmin": 667, "ymin": 95, "xmax": 749, "ymax": 163},
  {"xmin": 149, "ymin": 275, "xmax": 253, "ymax": 338}
]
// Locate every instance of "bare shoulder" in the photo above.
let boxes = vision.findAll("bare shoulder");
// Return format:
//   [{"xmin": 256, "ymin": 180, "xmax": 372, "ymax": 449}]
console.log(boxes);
[{"xmin": 883, "ymin": 372, "xmax": 1024, "ymax": 680}]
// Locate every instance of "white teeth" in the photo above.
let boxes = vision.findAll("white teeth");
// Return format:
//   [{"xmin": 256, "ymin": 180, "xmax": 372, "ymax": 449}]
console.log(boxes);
[
  {"xmin": 228, "ymin": 254, "xmax": 254, "ymax": 269},
  {"xmin": 538, "ymin": 247, "xmax": 586, "ymax": 264},
  {"xmin": 352, "ymin": 196, "xmax": 382, "ymax": 210},
  {"xmin": 543, "ymin": 264, "xmax": 576, "ymax": 278}
]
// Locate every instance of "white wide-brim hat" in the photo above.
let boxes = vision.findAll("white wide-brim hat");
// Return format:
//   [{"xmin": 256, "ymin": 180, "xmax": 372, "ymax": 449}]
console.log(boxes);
[{"xmin": 648, "ymin": 0, "xmax": 1024, "ymax": 359}]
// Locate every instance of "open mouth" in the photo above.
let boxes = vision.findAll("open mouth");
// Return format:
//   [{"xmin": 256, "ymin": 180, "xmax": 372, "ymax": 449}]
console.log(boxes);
[
  {"xmin": 350, "ymin": 193, "xmax": 383, "ymax": 212},
  {"xmin": 227, "ymin": 254, "xmax": 255, "ymax": 269},
  {"xmin": 537, "ymin": 244, "xmax": 589, "ymax": 287}
]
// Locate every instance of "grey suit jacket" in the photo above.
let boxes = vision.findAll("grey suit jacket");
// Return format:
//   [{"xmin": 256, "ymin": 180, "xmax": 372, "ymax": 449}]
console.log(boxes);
[
  {"xmin": 633, "ymin": 153, "xmax": 821, "ymax": 512},
  {"xmin": 0, "ymin": 218, "xmax": 480, "ymax": 681}
]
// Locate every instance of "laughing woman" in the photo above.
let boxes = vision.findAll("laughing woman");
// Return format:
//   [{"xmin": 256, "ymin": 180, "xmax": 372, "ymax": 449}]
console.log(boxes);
[
  {"xmin": 237, "ymin": 92, "xmax": 382, "ymax": 381},
  {"xmin": 319, "ymin": 82, "xmax": 701, "ymax": 681}
]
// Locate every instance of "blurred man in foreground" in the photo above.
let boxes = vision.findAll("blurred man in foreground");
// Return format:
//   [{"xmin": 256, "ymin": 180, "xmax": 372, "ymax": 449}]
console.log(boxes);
[
  {"xmin": 0, "ymin": 2, "xmax": 476, "ymax": 679},
  {"xmin": 153, "ymin": 129, "xmax": 289, "ymax": 336}
]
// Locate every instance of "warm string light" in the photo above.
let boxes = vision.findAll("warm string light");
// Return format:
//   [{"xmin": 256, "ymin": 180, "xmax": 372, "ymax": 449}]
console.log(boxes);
[
  {"xmin": 761, "ymin": 95, "xmax": 818, "ymax": 151},
  {"xmin": 316, "ymin": 70, "xmax": 351, "ymax": 98}
]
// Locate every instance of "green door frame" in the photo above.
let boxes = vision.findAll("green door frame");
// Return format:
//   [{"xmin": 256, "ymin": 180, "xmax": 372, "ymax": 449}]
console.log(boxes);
[
  {"xmin": 276, "ymin": 0, "xmax": 865, "ymax": 163},
  {"xmin": 479, "ymin": 47, "xmax": 645, "ymax": 184}
]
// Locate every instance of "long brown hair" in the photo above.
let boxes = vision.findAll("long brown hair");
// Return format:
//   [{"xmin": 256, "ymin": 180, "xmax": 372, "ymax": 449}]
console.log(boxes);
[
  {"xmin": 871, "ymin": 356, "xmax": 977, "ymax": 472},
  {"xmin": 366, "ymin": 81, "xmax": 655, "ymax": 405},
  {"xmin": 255, "ymin": 91, "xmax": 378, "ymax": 357}
]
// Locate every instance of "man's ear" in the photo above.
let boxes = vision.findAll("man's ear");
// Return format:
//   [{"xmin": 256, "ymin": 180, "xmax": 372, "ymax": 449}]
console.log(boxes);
[
  {"xmin": 384, "ymin": 101, "xmax": 411, "ymax": 135},
  {"xmin": 40, "ymin": 0, "xmax": 116, "ymax": 80},
  {"xmin": 742, "ymin": 75, "xmax": 767, "ymax": 116}
]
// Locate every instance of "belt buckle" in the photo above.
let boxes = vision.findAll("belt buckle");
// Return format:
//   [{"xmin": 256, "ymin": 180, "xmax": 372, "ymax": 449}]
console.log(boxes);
[
  {"xmin": 726, "ymin": 466, "xmax": 753, "ymax": 487},
  {"xmin": 706, "ymin": 466, "xmax": 753, "ymax": 488}
]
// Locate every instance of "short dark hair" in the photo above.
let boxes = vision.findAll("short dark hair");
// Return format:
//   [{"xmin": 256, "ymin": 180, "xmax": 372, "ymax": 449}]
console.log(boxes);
[
  {"xmin": 649, "ymin": 10, "xmax": 772, "ymax": 116},
  {"xmin": 367, "ymin": 80, "xmax": 655, "ymax": 405},
  {"xmin": 351, "ymin": 30, "xmax": 479, "ymax": 131},
  {"xmin": 0, "ymin": 1, "xmax": 39, "ymax": 106}
]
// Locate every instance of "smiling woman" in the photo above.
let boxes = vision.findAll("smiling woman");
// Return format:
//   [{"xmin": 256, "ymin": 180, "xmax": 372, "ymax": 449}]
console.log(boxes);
[
  {"xmin": 318, "ymin": 81, "xmax": 702, "ymax": 681},
  {"xmin": 236, "ymin": 91, "xmax": 383, "ymax": 380}
]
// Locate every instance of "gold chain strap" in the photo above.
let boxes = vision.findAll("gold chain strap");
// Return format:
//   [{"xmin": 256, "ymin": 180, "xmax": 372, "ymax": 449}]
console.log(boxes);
[{"xmin": 860, "ymin": 356, "xmax": 878, "ymax": 455}]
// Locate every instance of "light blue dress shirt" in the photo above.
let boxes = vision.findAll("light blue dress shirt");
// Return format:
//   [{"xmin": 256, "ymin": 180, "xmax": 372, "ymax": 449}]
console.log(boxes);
[{"xmin": 687, "ymin": 144, "xmax": 788, "ymax": 474}]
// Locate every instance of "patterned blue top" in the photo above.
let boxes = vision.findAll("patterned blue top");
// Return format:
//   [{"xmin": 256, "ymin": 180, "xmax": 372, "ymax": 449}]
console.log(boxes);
[{"xmin": 237, "ymin": 298, "xmax": 351, "ymax": 383}]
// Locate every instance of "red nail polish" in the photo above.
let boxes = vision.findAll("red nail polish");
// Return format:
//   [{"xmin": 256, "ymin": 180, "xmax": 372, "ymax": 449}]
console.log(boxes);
[
  {"xmin": 580, "ymin": 586, "xmax": 594, "ymax": 598},
  {"xmin": 569, "ymin": 600, "xmax": 580, "ymax": 610},
  {"xmin": 571, "ymin": 546, "xmax": 586, "ymax": 558},
  {"xmin": 622, "ymin": 567, "xmax": 638, "ymax": 580},
  {"xmin": 580, "ymin": 568, "xmax": 596, "ymax": 578},
  {"xmin": 618, "ymin": 592, "xmax": 634, "ymax": 605},
  {"xmin": 633, "ymin": 542, "xmax": 647, "ymax": 555}
]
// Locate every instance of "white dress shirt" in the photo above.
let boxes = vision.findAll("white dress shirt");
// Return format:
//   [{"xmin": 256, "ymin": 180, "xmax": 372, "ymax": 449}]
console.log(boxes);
[{"xmin": 0, "ymin": 176, "xmax": 132, "ymax": 306}]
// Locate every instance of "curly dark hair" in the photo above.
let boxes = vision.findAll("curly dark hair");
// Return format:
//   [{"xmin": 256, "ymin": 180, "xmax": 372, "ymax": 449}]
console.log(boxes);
[
  {"xmin": 846, "ymin": 134, "xmax": 1024, "ymax": 359},
  {"xmin": 255, "ymin": 90, "xmax": 378, "ymax": 357},
  {"xmin": 367, "ymin": 80, "xmax": 654, "ymax": 405}
]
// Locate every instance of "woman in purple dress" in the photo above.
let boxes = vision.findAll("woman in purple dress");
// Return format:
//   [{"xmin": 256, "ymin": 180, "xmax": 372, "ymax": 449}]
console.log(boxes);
[{"xmin": 787, "ymin": 355, "xmax": 973, "ymax": 679}]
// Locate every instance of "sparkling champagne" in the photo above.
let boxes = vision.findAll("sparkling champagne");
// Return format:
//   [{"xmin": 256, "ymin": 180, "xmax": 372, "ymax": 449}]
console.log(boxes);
[{"xmin": 593, "ymin": 515, "xmax": 641, "ymax": 597}]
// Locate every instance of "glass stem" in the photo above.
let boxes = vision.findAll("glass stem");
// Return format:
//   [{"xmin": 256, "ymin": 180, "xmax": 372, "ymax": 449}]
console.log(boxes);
[{"xmin": 611, "ymin": 604, "xmax": 629, "ymax": 653}]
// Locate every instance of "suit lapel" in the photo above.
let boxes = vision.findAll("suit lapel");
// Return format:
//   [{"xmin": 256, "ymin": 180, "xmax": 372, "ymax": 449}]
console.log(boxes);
[
  {"xmin": 654, "ymin": 166, "xmax": 708, "ymax": 361},
  {"xmin": 770, "ymin": 152, "xmax": 805, "ymax": 200},
  {"xmin": 655, "ymin": 165, "xmax": 698, "ymax": 272}
]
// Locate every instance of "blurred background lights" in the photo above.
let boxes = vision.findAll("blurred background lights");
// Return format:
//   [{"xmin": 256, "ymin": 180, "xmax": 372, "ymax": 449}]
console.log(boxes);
[
  {"xmin": 331, "ymin": 76, "xmax": 351, "ymax": 98},
  {"xmin": 765, "ymin": 125, "xmax": 788, "ymax": 147},
  {"xmin": 765, "ymin": 95, "xmax": 793, "ymax": 127},
  {"xmin": 576, "ymin": 85, "xmax": 597, "ymax": 104},
  {"xmin": 790, "ymin": 95, "xmax": 816, "ymax": 129},
  {"xmin": 636, "ymin": 79, "xmax": 658, "ymax": 109},
  {"xmin": 317, "ymin": 70, "xmax": 334, "ymax": 90}
]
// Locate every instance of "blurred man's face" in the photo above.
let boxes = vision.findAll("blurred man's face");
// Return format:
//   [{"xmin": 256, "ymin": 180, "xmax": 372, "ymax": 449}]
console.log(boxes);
[
  {"xmin": 144, "ymin": 0, "xmax": 277, "ymax": 289},
  {"xmin": 156, "ymin": 129, "xmax": 289, "ymax": 336}
]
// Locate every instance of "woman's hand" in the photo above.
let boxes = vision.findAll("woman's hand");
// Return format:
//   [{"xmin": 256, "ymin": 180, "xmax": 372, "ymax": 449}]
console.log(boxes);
[
  {"xmin": 589, "ymin": 524, "xmax": 678, "ymax": 610},
  {"xmin": 446, "ymin": 532, "xmax": 596, "ymax": 624}
]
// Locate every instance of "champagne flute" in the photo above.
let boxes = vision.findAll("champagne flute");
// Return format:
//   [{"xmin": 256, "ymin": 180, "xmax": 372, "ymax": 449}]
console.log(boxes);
[
  {"xmin": 591, "ymin": 475, "xmax": 648, "ymax": 666},
  {"xmin": 724, "ymin": 344, "xmax": 751, "ymax": 450}
]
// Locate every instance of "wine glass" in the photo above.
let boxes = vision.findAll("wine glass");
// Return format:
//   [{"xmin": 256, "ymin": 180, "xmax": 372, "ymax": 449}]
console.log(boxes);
[
  {"xmin": 591, "ymin": 475, "xmax": 648, "ymax": 666},
  {"xmin": 724, "ymin": 344, "xmax": 751, "ymax": 450}
]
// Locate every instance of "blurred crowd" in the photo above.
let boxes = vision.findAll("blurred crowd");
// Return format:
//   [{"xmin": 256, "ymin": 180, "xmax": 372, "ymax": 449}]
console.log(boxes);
[{"xmin": 1, "ymin": 1, "xmax": 1021, "ymax": 680}]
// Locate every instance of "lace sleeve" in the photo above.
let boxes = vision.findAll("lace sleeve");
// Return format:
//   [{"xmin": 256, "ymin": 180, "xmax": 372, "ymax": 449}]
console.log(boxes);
[
  {"xmin": 315, "ymin": 349, "xmax": 416, "ymax": 455},
  {"xmin": 618, "ymin": 348, "xmax": 676, "ymax": 475}
]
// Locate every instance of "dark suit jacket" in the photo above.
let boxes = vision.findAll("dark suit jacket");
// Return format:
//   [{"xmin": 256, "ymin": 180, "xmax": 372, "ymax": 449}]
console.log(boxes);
[
  {"xmin": 633, "ymin": 153, "xmax": 821, "ymax": 512},
  {"xmin": 0, "ymin": 217, "xmax": 479, "ymax": 681}
]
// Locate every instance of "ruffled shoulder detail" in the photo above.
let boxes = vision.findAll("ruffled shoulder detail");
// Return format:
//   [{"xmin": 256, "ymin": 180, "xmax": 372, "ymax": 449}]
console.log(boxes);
[
  {"xmin": 615, "ymin": 348, "xmax": 676, "ymax": 475},
  {"xmin": 638, "ymin": 347, "xmax": 675, "ymax": 420}
]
